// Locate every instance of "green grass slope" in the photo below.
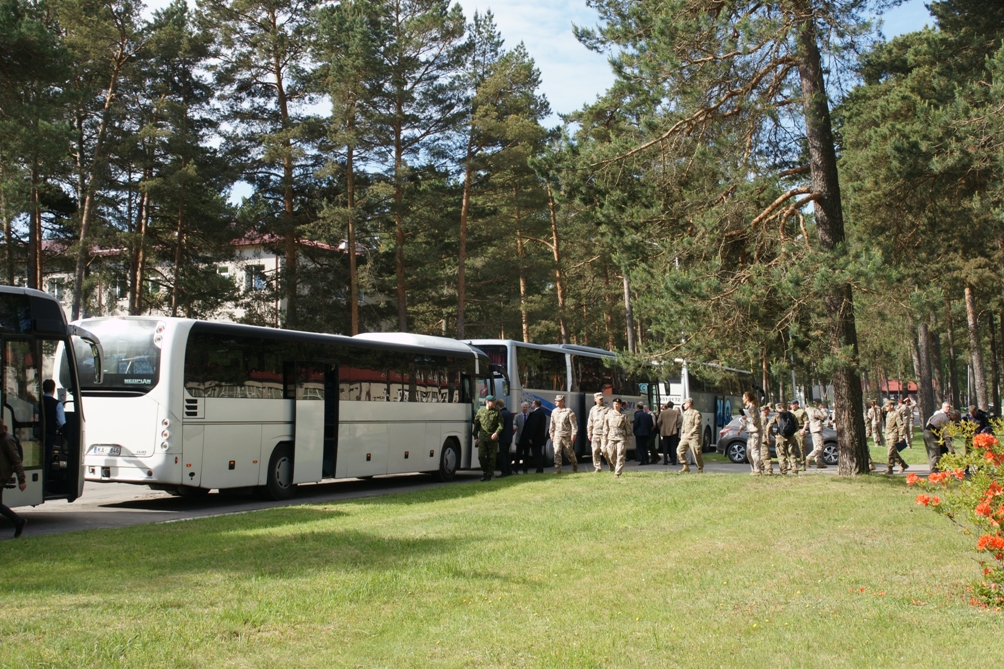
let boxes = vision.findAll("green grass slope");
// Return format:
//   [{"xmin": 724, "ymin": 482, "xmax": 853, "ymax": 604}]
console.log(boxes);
[{"xmin": 1, "ymin": 472, "xmax": 1000, "ymax": 667}]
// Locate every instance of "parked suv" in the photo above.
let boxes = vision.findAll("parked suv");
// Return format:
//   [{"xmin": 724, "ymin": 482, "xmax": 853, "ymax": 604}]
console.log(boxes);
[{"xmin": 715, "ymin": 414, "xmax": 839, "ymax": 466}]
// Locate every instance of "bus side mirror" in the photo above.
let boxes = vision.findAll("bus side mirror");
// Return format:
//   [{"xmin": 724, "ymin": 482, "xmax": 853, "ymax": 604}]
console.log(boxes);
[{"xmin": 67, "ymin": 325, "xmax": 104, "ymax": 386}]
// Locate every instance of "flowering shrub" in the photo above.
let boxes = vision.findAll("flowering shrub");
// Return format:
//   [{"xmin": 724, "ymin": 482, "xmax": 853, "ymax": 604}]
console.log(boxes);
[{"xmin": 910, "ymin": 417, "xmax": 1004, "ymax": 610}]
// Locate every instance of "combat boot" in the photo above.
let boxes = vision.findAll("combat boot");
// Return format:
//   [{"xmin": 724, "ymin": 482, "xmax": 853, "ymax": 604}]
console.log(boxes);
[
  {"xmin": 884, "ymin": 467, "xmax": 894, "ymax": 475},
  {"xmin": 816, "ymin": 463, "xmax": 828, "ymax": 469},
  {"xmin": 679, "ymin": 465, "xmax": 691, "ymax": 473},
  {"xmin": 900, "ymin": 463, "xmax": 909, "ymax": 473},
  {"xmin": 572, "ymin": 463, "xmax": 579, "ymax": 473}
]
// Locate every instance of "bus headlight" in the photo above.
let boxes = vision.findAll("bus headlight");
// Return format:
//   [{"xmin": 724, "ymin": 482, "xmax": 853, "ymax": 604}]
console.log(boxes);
[
  {"xmin": 161, "ymin": 418, "xmax": 170, "ymax": 428},
  {"xmin": 161, "ymin": 430, "xmax": 170, "ymax": 439},
  {"xmin": 161, "ymin": 441, "xmax": 169, "ymax": 450}
]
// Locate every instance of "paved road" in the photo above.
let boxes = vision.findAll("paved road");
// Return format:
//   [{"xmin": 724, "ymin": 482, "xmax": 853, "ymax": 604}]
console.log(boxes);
[{"xmin": 2, "ymin": 459, "xmax": 929, "ymax": 541}]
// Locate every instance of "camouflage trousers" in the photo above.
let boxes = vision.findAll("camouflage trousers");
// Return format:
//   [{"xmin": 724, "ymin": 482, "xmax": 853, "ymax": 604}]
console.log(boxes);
[
  {"xmin": 591, "ymin": 436, "xmax": 608, "ymax": 472},
  {"xmin": 806, "ymin": 431, "xmax": 825, "ymax": 466},
  {"xmin": 871, "ymin": 424, "xmax": 884, "ymax": 450},
  {"xmin": 606, "ymin": 438, "xmax": 627, "ymax": 476},
  {"xmin": 886, "ymin": 436, "xmax": 907, "ymax": 469},
  {"xmin": 747, "ymin": 431, "xmax": 762, "ymax": 472},
  {"xmin": 553, "ymin": 435, "xmax": 578, "ymax": 473},
  {"xmin": 677, "ymin": 436, "xmax": 704, "ymax": 472},
  {"xmin": 774, "ymin": 435, "xmax": 799, "ymax": 474},
  {"xmin": 794, "ymin": 432, "xmax": 807, "ymax": 469},
  {"xmin": 477, "ymin": 438, "xmax": 498, "ymax": 476}
]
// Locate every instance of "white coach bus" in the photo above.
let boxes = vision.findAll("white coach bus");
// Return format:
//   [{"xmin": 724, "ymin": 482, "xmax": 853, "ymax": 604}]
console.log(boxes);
[
  {"xmin": 465, "ymin": 339, "xmax": 649, "ymax": 460},
  {"xmin": 73, "ymin": 318, "xmax": 492, "ymax": 499}
]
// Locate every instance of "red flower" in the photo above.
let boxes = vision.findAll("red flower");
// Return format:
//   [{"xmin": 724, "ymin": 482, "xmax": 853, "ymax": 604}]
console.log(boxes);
[
  {"xmin": 953, "ymin": 469, "xmax": 966, "ymax": 481},
  {"xmin": 916, "ymin": 494, "xmax": 931, "ymax": 507},
  {"xmin": 906, "ymin": 473, "xmax": 919, "ymax": 486},
  {"xmin": 972, "ymin": 433, "xmax": 1000, "ymax": 450},
  {"xmin": 977, "ymin": 502, "xmax": 993, "ymax": 517},
  {"xmin": 978, "ymin": 535, "xmax": 993, "ymax": 551},
  {"xmin": 931, "ymin": 496, "xmax": 942, "ymax": 506}
]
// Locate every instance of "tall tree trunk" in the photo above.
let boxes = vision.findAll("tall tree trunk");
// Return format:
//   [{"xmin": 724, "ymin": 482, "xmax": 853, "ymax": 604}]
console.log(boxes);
[
  {"xmin": 128, "ymin": 189, "xmax": 149, "ymax": 314},
  {"xmin": 929, "ymin": 316, "xmax": 944, "ymax": 403},
  {"xmin": 945, "ymin": 298, "xmax": 960, "ymax": 408},
  {"xmin": 1, "ymin": 171, "xmax": 13, "ymax": 285},
  {"xmin": 622, "ymin": 270, "xmax": 635, "ymax": 353},
  {"xmin": 72, "ymin": 48, "xmax": 127, "ymax": 320},
  {"xmin": 794, "ymin": 6, "xmax": 868, "ymax": 474},
  {"xmin": 602, "ymin": 261, "xmax": 614, "ymax": 350},
  {"xmin": 272, "ymin": 34, "xmax": 297, "ymax": 329},
  {"xmin": 990, "ymin": 312, "xmax": 1000, "ymax": 414},
  {"xmin": 917, "ymin": 319, "xmax": 935, "ymax": 427},
  {"xmin": 393, "ymin": 96, "xmax": 407, "ymax": 331},
  {"xmin": 28, "ymin": 165, "xmax": 41, "ymax": 289},
  {"xmin": 516, "ymin": 230, "xmax": 529, "ymax": 343},
  {"xmin": 456, "ymin": 152, "xmax": 473, "ymax": 339},
  {"xmin": 762, "ymin": 350, "xmax": 770, "ymax": 404},
  {"xmin": 546, "ymin": 185, "xmax": 569, "ymax": 344},
  {"xmin": 171, "ymin": 186, "xmax": 185, "ymax": 316},
  {"xmin": 346, "ymin": 140, "xmax": 359, "ymax": 335},
  {"xmin": 964, "ymin": 283, "xmax": 988, "ymax": 411}
]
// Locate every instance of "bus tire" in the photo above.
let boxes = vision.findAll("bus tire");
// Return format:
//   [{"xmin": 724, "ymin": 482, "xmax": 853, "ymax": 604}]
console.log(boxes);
[
  {"xmin": 703, "ymin": 427, "xmax": 713, "ymax": 452},
  {"xmin": 435, "ymin": 439, "xmax": 460, "ymax": 482},
  {"xmin": 263, "ymin": 443, "xmax": 297, "ymax": 501}
]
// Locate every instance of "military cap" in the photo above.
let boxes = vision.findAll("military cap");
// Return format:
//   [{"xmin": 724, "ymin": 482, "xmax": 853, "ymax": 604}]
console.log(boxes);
[
  {"xmin": 593, "ymin": 392, "xmax": 604, "ymax": 399},
  {"xmin": 683, "ymin": 397, "xmax": 693, "ymax": 404},
  {"xmin": 775, "ymin": 402, "xmax": 785, "ymax": 410},
  {"xmin": 555, "ymin": 394, "xmax": 565, "ymax": 401},
  {"xmin": 613, "ymin": 397, "xmax": 624, "ymax": 404},
  {"xmin": 884, "ymin": 398, "xmax": 895, "ymax": 406},
  {"xmin": 485, "ymin": 394, "xmax": 496, "ymax": 402},
  {"xmin": 790, "ymin": 400, "xmax": 800, "ymax": 406}
]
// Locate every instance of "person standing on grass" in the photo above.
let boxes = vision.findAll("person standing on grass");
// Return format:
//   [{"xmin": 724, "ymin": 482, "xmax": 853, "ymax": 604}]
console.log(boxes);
[
  {"xmin": 884, "ymin": 398, "xmax": 909, "ymax": 475},
  {"xmin": 603, "ymin": 398, "xmax": 632, "ymax": 477},
  {"xmin": 633, "ymin": 402, "xmax": 654, "ymax": 465},
  {"xmin": 496, "ymin": 399, "xmax": 514, "ymax": 478},
  {"xmin": 767, "ymin": 403, "xmax": 799, "ymax": 475},
  {"xmin": 522, "ymin": 400, "xmax": 548, "ymax": 473},
  {"xmin": 0, "ymin": 420, "xmax": 27, "ymax": 538},
  {"xmin": 790, "ymin": 400, "xmax": 808, "ymax": 472},
  {"xmin": 676, "ymin": 398, "xmax": 704, "ymax": 474},
  {"xmin": 923, "ymin": 402, "xmax": 954, "ymax": 470},
  {"xmin": 866, "ymin": 399, "xmax": 884, "ymax": 452},
  {"xmin": 514, "ymin": 402, "xmax": 531, "ymax": 473},
  {"xmin": 741, "ymin": 392, "xmax": 763, "ymax": 475},
  {"xmin": 805, "ymin": 400, "xmax": 830, "ymax": 469},
  {"xmin": 587, "ymin": 392, "xmax": 611, "ymax": 472},
  {"xmin": 549, "ymin": 395, "xmax": 578, "ymax": 474},
  {"xmin": 473, "ymin": 395, "xmax": 503, "ymax": 482},
  {"xmin": 657, "ymin": 400, "xmax": 681, "ymax": 466}
]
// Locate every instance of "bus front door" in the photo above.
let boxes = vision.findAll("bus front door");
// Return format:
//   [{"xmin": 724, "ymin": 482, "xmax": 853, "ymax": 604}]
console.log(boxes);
[
  {"xmin": 2, "ymin": 339, "xmax": 44, "ymax": 507},
  {"xmin": 290, "ymin": 362, "xmax": 338, "ymax": 483}
]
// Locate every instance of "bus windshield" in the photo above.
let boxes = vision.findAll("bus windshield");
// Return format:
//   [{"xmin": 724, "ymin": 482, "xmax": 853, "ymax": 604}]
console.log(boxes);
[{"xmin": 74, "ymin": 319, "xmax": 161, "ymax": 393}]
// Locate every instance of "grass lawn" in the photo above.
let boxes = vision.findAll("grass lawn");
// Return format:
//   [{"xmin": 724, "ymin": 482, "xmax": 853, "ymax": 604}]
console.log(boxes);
[{"xmin": 1, "ymin": 471, "xmax": 1000, "ymax": 667}]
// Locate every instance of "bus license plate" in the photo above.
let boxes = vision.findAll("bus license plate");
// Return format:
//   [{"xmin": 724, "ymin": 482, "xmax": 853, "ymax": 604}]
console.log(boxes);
[{"xmin": 93, "ymin": 446, "xmax": 121, "ymax": 456}]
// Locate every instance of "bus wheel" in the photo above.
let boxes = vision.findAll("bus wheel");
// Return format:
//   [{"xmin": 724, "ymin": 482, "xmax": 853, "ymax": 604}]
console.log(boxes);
[
  {"xmin": 435, "ymin": 439, "xmax": 459, "ymax": 482},
  {"xmin": 176, "ymin": 486, "xmax": 209, "ymax": 498},
  {"xmin": 263, "ymin": 443, "xmax": 297, "ymax": 501},
  {"xmin": 703, "ymin": 427, "xmax": 713, "ymax": 452}
]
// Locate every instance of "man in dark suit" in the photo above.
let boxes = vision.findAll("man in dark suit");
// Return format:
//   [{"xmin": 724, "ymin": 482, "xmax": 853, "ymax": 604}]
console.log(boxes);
[
  {"xmin": 520, "ymin": 399, "xmax": 548, "ymax": 473},
  {"xmin": 633, "ymin": 402, "xmax": 655, "ymax": 464},
  {"xmin": 513, "ymin": 401, "xmax": 530, "ymax": 473},
  {"xmin": 497, "ymin": 399, "xmax": 514, "ymax": 477}
]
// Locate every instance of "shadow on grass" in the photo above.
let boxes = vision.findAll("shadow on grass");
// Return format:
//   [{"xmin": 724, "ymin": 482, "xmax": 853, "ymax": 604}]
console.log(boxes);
[{"xmin": 5, "ymin": 505, "xmax": 489, "ymax": 596}]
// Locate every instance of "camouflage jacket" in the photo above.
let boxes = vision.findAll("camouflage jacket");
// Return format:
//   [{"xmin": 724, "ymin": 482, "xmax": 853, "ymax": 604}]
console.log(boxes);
[{"xmin": 473, "ymin": 407, "xmax": 503, "ymax": 441}]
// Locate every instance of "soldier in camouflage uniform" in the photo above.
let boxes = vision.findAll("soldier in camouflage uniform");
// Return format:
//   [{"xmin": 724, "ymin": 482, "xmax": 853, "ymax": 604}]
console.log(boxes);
[
  {"xmin": 766, "ymin": 403, "xmax": 799, "ymax": 475},
  {"xmin": 587, "ymin": 392, "xmax": 611, "ymax": 472},
  {"xmin": 473, "ymin": 395, "xmax": 503, "ymax": 482},
  {"xmin": 805, "ymin": 400, "xmax": 830, "ymax": 468},
  {"xmin": 789, "ymin": 400, "xmax": 809, "ymax": 471},
  {"xmin": 899, "ymin": 398, "xmax": 914, "ymax": 447},
  {"xmin": 676, "ymin": 398, "xmax": 704, "ymax": 473},
  {"xmin": 549, "ymin": 394, "xmax": 579, "ymax": 474},
  {"xmin": 884, "ymin": 398, "xmax": 909, "ymax": 474},
  {"xmin": 866, "ymin": 400, "xmax": 884, "ymax": 451},
  {"xmin": 741, "ymin": 392, "xmax": 763, "ymax": 475},
  {"xmin": 603, "ymin": 398, "xmax": 632, "ymax": 477}
]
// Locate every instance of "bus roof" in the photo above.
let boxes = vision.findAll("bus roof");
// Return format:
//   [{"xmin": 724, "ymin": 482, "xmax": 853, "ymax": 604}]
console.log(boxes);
[{"xmin": 354, "ymin": 332, "xmax": 477, "ymax": 356}]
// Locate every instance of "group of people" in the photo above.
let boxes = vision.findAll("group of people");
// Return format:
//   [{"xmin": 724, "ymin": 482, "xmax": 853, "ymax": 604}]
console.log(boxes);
[
  {"xmin": 738, "ymin": 393, "xmax": 832, "ymax": 475},
  {"xmin": 472, "ymin": 393, "xmax": 707, "ymax": 480}
]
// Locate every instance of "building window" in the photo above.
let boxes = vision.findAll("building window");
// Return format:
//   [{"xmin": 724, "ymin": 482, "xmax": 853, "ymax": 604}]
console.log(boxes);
[
  {"xmin": 46, "ymin": 279, "xmax": 66, "ymax": 301},
  {"xmin": 245, "ymin": 265, "xmax": 267, "ymax": 292},
  {"xmin": 218, "ymin": 265, "xmax": 230, "ymax": 280}
]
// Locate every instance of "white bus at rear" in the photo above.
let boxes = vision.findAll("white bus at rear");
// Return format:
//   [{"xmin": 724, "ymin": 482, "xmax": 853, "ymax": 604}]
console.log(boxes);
[{"xmin": 76, "ymin": 318, "xmax": 490, "ymax": 498}]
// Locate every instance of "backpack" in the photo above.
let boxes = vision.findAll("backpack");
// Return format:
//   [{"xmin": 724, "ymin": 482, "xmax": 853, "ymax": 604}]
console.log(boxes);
[{"xmin": 778, "ymin": 411, "xmax": 797, "ymax": 439}]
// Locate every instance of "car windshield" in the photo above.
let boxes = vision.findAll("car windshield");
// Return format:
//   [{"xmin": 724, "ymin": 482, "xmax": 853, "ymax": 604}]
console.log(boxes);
[{"xmin": 74, "ymin": 319, "xmax": 162, "ymax": 394}]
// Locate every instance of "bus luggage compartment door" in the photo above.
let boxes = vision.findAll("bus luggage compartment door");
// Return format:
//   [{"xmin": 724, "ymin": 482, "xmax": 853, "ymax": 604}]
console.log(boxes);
[{"xmin": 290, "ymin": 362, "xmax": 337, "ymax": 484}]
